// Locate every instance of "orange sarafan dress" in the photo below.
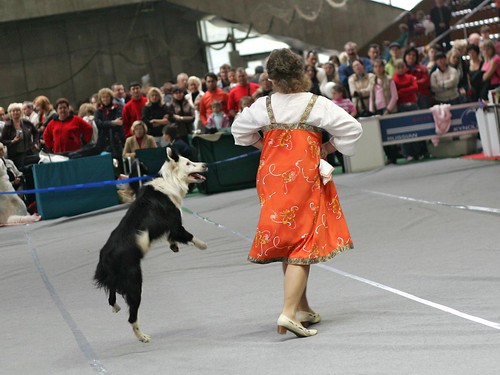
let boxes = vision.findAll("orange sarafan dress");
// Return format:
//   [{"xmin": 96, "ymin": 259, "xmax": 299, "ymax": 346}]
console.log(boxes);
[{"xmin": 232, "ymin": 93, "xmax": 362, "ymax": 265}]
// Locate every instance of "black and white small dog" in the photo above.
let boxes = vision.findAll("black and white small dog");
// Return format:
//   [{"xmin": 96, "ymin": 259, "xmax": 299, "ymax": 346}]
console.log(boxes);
[{"xmin": 94, "ymin": 148, "xmax": 208, "ymax": 343}]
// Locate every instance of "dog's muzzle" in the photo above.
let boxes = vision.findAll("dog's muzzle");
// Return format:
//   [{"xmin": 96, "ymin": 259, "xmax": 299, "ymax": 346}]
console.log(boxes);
[{"xmin": 188, "ymin": 163, "xmax": 208, "ymax": 183}]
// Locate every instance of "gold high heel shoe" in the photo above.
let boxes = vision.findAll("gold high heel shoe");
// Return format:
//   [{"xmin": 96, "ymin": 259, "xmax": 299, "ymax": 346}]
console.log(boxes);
[
  {"xmin": 296, "ymin": 311, "xmax": 321, "ymax": 327},
  {"xmin": 277, "ymin": 314, "xmax": 318, "ymax": 337}
]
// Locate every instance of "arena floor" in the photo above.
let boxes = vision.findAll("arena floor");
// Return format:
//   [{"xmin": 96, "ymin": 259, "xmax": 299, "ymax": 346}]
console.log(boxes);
[{"xmin": 2, "ymin": 157, "xmax": 499, "ymax": 375}]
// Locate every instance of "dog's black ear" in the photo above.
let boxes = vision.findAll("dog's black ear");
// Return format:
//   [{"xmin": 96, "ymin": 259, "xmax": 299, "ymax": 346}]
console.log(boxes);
[{"xmin": 166, "ymin": 147, "xmax": 179, "ymax": 162}]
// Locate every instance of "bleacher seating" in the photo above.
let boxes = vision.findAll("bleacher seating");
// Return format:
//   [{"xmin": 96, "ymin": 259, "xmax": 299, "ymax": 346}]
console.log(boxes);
[
  {"xmin": 414, "ymin": 0, "xmax": 499, "ymax": 48},
  {"xmin": 363, "ymin": 0, "xmax": 498, "ymax": 54}
]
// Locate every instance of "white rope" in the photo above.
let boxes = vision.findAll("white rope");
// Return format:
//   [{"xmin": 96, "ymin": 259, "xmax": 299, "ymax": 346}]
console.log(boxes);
[
  {"xmin": 293, "ymin": 0, "xmax": 324, "ymax": 22},
  {"xmin": 293, "ymin": 0, "xmax": 348, "ymax": 22},
  {"xmin": 325, "ymin": 0, "xmax": 348, "ymax": 8}
]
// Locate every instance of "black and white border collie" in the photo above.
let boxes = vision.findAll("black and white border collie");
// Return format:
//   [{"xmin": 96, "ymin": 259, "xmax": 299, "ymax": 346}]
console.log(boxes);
[{"xmin": 94, "ymin": 148, "xmax": 208, "ymax": 343}]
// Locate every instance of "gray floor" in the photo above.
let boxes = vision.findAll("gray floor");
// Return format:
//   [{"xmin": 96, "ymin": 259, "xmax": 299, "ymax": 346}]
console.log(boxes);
[{"xmin": 1, "ymin": 158, "xmax": 499, "ymax": 375}]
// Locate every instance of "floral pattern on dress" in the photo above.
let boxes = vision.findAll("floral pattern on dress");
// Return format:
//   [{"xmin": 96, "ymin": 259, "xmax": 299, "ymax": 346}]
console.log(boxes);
[
  {"xmin": 269, "ymin": 130, "xmax": 292, "ymax": 150},
  {"xmin": 270, "ymin": 206, "xmax": 299, "ymax": 228},
  {"xmin": 327, "ymin": 194, "xmax": 343, "ymax": 219},
  {"xmin": 249, "ymin": 95, "xmax": 353, "ymax": 265}
]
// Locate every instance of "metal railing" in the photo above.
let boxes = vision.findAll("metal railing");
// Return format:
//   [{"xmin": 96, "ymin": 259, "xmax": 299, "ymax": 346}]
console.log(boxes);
[{"xmin": 427, "ymin": 0, "xmax": 492, "ymax": 46}]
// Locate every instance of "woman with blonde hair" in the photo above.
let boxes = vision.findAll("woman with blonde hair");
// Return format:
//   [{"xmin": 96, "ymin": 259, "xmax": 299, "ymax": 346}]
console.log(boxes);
[
  {"xmin": 447, "ymin": 48, "xmax": 469, "ymax": 102},
  {"xmin": 186, "ymin": 76, "xmax": 204, "ymax": 133},
  {"xmin": 141, "ymin": 87, "xmax": 171, "ymax": 146},
  {"xmin": 78, "ymin": 103, "xmax": 98, "ymax": 145},
  {"xmin": 232, "ymin": 48, "xmax": 362, "ymax": 338},
  {"xmin": 94, "ymin": 87, "xmax": 124, "ymax": 165},
  {"xmin": 185, "ymin": 76, "xmax": 204, "ymax": 107},
  {"xmin": 122, "ymin": 120, "xmax": 156, "ymax": 159},
  {"xmin": 0, "ymin": 103, "xmax": 38, "ymax": 168},
  {"xmin": 480, "ymin": 39, "xmax": 500, "ymax": 99}
]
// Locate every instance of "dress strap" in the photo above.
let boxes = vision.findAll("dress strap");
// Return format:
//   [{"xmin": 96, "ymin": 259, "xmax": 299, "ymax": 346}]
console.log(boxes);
[
  {"xmin": 299, "ymin": 94, "xmax": 318, "ymax": 124},
  {"xmin": 265, "ymin": 96, "xmax": 277, "ymax": 125}
]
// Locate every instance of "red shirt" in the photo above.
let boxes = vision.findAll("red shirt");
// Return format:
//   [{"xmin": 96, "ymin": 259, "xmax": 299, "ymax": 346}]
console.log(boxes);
[
  {"xmin": 44, "ymin": 115, "xmax": 93, "ymax": 153},
  {"xmin": 227, "ymin": 83, "xmax": 259, "ymax": 114},
  {"xmin": 406, "ymin": 64, "xmax": 431, "ymax": 97},
  {"xmin": 122, "ymin": 96, "xmax": 147, "ymax": 138},
  {"xmin": 199, "ymin": 88, "xmax": 229, "ymax": 125},
  {"xmin": 393, "ymin": 73, "xmax": 418, "ymax": 104}
]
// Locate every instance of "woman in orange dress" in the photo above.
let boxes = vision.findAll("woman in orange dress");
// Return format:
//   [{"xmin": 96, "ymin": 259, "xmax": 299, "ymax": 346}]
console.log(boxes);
[{"xmin": 232, "ymin": 48, "xmax": 363, "ymax": 338}]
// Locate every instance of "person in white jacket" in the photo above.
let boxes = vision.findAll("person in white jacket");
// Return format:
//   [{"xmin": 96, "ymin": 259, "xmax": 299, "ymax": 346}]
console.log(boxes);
[{"xmin": 430, "ymin": 53, "xmax": 460, "ymax": 104}]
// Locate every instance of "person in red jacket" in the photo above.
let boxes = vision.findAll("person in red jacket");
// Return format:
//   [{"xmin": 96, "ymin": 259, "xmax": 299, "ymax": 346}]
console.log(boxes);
[
  {"xmin": 404, "ymin": 47, "xmax": 432, "ymax": 109},
  {"xmin": 393, "ymin": 59, "xmax": 427, "ymax": 161},
  {"xmin": 43, "ymin": 98, "xmax": 93, "ymax": 153},
  {"xmin": 122, "ymin": 81, "xmax": 147, "ymax": 138},
  {"xmin": 227, "ymin": 68, "xmax": 259, "ymax": 119}
]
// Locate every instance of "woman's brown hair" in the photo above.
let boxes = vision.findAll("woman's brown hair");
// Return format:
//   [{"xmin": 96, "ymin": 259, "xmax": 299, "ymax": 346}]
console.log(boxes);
[
  {"xmin": 266, "ymin": 49, "xmax": 311, "ymax": 94},
  {"xmin": 33, "ymin": 95, "xmax": 54, "ymax": 113}
]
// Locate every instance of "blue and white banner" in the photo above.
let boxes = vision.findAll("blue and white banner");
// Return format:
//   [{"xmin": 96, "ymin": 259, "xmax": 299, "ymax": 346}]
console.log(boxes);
[{"xmin": 379, "ymin": 103, "xmax": 479, "ymax": 145}]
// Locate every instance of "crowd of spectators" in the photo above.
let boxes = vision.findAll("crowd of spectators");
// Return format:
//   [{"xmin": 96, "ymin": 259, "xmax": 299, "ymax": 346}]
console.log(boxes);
[{"xmin": 0, "ymin": 0, "xmax": 498, "ymax": 207}]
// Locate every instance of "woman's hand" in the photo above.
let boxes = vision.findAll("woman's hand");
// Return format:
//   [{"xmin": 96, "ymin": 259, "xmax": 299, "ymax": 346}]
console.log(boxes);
[
  {"xmin": 321, "ymin": 142, "xmax": 336, "ymax": 159},
  {"xmin": 112, "ymin": 118, "xmax": 123, "ymax": 126},
  {"xmin": 252, "ymin": 139, "xmax": 264, "ymax": 150}
]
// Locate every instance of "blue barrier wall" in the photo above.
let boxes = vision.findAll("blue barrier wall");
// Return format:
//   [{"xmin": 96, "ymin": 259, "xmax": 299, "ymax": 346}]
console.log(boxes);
[
  {"xmin": 32, "ymin": 153, "xmax": 119, "ymax": 219},
  {"xmin": 379, "ymin": 103, "xmax": 479, "ymax": 145}
]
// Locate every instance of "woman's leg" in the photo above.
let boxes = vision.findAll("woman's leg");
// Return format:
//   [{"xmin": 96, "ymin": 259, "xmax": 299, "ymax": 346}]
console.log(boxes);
[
  {"xmin": 282, "ymin": 263, "xmax": 314, "ymax": 313},
  {"xmin": 281, "ymin": 263, "xmax": 310, "ymax": 320}
]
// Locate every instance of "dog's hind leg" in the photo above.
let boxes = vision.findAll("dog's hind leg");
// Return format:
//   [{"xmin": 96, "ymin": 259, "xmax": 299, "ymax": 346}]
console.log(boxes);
[
  {"xmin": 108, "ymin": 288, "xmax": 121, "ymax": 313},
  {"xmin": 126, "ymin": 283, "xmax": 150, "ymax": 343},
  {"xmin": 190, "ymin": 236, "xmax": 208, "ymax": 250}
]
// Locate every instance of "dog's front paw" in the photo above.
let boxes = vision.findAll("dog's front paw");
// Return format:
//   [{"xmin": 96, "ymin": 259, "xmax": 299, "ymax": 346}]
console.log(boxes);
[
  {"xmin": 169, "ymin": 242, "xmax": 179, "ymax": 253},
  {"xmin": 191, "ymin": 237, "xmax": 207, "ymax": 250},
  {"xmin": 112, "ymin": 304, "xmax": 121, "ymax": 313}
]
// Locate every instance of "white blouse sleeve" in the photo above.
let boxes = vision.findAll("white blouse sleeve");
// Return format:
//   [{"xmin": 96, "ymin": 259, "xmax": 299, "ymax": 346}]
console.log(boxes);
[
  {"xmin": 232, "ymin": 94, "xmax": 363, "ymax": 156},
  {"xmin": 312, "ymin": 96, "xmax": 363, "ymax": 156},
  {"xmin": 231, "ymin": 97, "xmax": 267, "ymax": 146}
]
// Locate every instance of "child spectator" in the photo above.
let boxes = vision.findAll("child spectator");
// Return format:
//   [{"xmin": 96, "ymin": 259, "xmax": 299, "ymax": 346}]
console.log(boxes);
[
  {"xmin": 234, "ymin": 96, "xmax": 254, "ymax": 119},
  {"xmin": 239, "ymin": 96, "xmax": 253, "ymax": 111},
  {"xmin": 369, "ymin": 59, "xmax": 399, "ymax": 164},
  {"xmin": 331, "ymin": 85, "xmax": 357, "ymax": 117},
  {"xmin": 206, "ymin": 100, "xmax": 230, "ymax": 133},
  {"xmin": 162, "ymin": 124, "xmax": 193, "ymax": 159}
]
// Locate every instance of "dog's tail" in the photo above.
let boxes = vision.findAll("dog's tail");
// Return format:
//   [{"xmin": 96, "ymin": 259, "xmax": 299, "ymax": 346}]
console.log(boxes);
[
  {"xmin": 94, "ymin": 245, "xmax": 127, "ymax": 294},
  {"xmin": 94, "ymin": 246, "xmax": 116, "ymax": 292},
  {"xmin": 93, "ymin": 257, "xmax": 110, "ymax": 292}
]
